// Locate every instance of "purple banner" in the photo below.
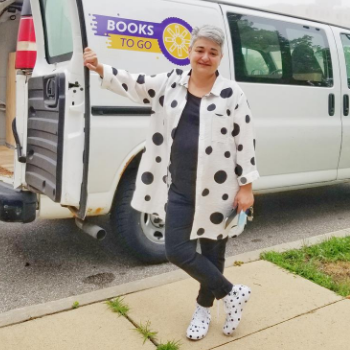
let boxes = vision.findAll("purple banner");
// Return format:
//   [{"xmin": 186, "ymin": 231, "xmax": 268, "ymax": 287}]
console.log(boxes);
[{"xmin": 91, "ymin": 14, "xmax": 163, "ymax": 40}]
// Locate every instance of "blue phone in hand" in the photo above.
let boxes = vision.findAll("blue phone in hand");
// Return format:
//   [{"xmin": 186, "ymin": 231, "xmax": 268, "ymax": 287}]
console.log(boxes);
[
  {"xmin": 238, "ymin": 210, "xmax": 248, "ymax": 227},
  {"xmin": 224, "ymin": 208, "xmax": 238, "ymax": 229}
]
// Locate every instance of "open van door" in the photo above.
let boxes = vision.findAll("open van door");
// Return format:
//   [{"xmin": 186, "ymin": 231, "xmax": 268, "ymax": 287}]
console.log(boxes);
[{"xmin": 26, "ymin": 0, "xmax": 89, "ymax": 219}]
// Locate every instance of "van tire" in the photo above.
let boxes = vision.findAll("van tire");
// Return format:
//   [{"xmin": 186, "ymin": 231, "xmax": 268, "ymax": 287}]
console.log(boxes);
[{"xmin": 109, "ymin": 166, "xmax": 167, "ymax": 264}]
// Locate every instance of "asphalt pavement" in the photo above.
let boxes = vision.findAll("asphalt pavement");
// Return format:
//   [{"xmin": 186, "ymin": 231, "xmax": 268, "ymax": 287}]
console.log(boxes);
[{"xmin": 1, "ymin": 182, "xmax": 350, "ymax": 314}]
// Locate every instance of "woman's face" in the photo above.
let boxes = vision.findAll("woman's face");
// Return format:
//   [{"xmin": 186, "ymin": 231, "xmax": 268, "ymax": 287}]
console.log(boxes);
[{"xmin": 188, "ymin": 38, "xmax": 223, "ymax": 77}]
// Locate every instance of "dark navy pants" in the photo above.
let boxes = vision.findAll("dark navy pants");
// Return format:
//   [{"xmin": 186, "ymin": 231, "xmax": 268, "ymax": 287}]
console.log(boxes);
[{"xmin": 165, "ymin": 185, "xmax": 233, "ymax": 307}]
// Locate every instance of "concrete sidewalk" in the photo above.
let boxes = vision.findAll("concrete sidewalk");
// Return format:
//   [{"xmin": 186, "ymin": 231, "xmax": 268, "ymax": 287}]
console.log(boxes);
[{"xmin": 1, "ymin": 230, "xmax": 350, "ymax": 350}]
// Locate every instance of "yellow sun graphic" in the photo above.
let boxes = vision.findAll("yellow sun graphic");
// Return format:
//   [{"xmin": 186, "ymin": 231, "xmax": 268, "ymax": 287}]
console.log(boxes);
[{"xmin": 163, "ymin": 23, "xmax": 191, "ymax": 59}]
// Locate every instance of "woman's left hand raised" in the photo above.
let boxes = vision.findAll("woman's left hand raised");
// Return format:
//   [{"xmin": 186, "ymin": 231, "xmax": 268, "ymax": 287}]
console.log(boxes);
[{"xmin": 233, "ymin": 183, "xmax": 254, "ymax": 213}]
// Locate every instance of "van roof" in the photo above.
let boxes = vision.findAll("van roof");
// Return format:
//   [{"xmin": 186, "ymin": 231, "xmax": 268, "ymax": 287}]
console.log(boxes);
[{"xmin": 202, "ymin": 0, "xmax": 350, "ymax": 30}]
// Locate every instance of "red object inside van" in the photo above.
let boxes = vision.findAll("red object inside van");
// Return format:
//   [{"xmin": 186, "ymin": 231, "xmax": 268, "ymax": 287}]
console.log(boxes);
[{"xmin": 15, "ymin": 15, "xmax": 37, "ymax": 69}]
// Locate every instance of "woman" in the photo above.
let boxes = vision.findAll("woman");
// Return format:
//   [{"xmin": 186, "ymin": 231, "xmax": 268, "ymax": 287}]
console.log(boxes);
[{"xmin": 84, "ymin": 25, "xmax": 259, "ymax": 340}]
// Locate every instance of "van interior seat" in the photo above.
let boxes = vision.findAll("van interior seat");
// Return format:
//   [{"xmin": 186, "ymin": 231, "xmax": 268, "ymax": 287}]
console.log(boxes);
[{"xmin": 291, "ymin": 43, "xmax": 324, "ymax": 81}]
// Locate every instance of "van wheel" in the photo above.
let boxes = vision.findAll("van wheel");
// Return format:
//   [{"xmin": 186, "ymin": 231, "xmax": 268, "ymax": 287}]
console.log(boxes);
[{"xmin": 109, "ymin": 167, "xmax": 167, "ymax": 264}]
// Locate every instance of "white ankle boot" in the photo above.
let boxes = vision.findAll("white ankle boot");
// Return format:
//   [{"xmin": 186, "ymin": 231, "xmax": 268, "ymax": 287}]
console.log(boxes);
[
  {"xmin": 186, "ymin": 303, "xmax": 211, "ymax": 340},
  {"xmin": 222, "ymin": 284, "xmax": 251, "ymax": 336}
]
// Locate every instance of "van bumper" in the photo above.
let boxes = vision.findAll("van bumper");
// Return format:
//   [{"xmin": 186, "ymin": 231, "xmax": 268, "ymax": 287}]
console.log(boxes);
[{"xmin": 0, "ymin": 182, "xmax": 37, "ymax": 223}]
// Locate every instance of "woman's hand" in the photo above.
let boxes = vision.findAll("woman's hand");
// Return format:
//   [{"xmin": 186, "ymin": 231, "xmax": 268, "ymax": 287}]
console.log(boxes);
[
  {"xmin": 233, "ymin": 183, "xmax": 254, "ymax": 213},
  {"xmin": 83, "ymin": 47, "xmax": 104, "ymax": 77}
]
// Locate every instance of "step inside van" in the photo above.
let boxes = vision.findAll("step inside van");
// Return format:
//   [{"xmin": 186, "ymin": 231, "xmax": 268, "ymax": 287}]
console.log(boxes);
[{"xmin": 0, "ymin": 0, "xmax": 350, "ymax": 263}]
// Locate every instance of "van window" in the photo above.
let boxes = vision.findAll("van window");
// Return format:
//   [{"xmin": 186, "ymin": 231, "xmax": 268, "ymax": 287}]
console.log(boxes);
[
  {"xmin": 340, "ymin": 34, "xmax": 350, "ymax": 88},
  {"xmin": 227, "ymin": 13, "xmax": 333, "ymax": 87},
  {"xmin": 237, "ymin": 19, "xmax": 282, "ymax": 80},
  {"xmin": 40, "ymin": 0, "xmax": 73, "ymax": 63}
]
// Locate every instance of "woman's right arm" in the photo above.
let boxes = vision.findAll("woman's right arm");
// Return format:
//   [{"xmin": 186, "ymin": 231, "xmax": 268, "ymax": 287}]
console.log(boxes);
[{"xmin": 83, "ymin": 47, "xmax": 168, "ymax": 105}]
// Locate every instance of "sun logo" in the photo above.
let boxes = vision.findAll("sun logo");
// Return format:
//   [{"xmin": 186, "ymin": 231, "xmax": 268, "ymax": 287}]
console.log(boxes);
[{"xmin": 163, "ymin": 23, "xmax": 191, "ymax": 59}]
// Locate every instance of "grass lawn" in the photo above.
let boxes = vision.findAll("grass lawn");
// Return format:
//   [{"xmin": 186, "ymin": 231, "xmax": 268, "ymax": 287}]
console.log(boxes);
[{"xmin": 261, "ymin": 236, "xmax": 350, "ymax": 297}]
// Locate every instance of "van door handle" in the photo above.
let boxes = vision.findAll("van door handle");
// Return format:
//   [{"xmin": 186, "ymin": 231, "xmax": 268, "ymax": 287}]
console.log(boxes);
[
  {"xmin": 343, "ymin": 94, "xmax": 349, "ymax": 116},
  {"xmin": 44, "ymin": 77, "xmax": 58, "ymax": 107},
  {"xmin": 328, "ymin": 94, "xmax": 335, "ymax": 116}
]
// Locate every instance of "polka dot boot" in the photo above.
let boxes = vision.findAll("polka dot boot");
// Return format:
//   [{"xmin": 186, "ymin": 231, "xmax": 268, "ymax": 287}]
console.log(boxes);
[
  {"xmin": 186, "ymin": 303, "xmax": 211, "ymax": 340},
  {"xmin": 222, "ymin": 284, "xmax": 251, "ymax": 336}
]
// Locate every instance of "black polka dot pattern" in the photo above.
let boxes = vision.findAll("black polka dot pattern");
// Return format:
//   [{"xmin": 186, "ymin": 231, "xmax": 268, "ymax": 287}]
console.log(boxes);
[
  {"xmin": 210, "ymin": 212, "xmax": 224, "ymax": 224},
  {"xmin": 159, "ymin": 95, "xmax": 164, "ymax": 107},
  {"xmin": 202, "ymin": 189, "xmax": 209, "ymax": 196},
  {"xmin": 129, "ymin": 70, "xmax": 257, "ymax": 242},
  {"xmin": 142, "ymin": 147, "xmax": 146, "ymax": 153},
  {"xmin": 112, "ymin": 67, "xmax": 118, "ymax": 76},
  {"xmin": 207, "ymin": 104, "xmax": 216, "ymax": 111},
  {"xmin": 253, "ymin": 139, "xmax": 256, "ymax": 149},
  {"xmin": 141, "ymin": 172, "xmax": 154, "ymax": 185},
  {"xmin": 232, "ymin": 123, "xmax": 240, "ymax": 137},
  {"xmin": 137, "ymin": 75, "xmax": 145, "ymax": 84},
  {"xmin": 220, "ymin": 87, "xmax": 233, "ymax": 98},
  {"xmin": 197, "ymin": 228, "xmax": 205, "ymax": 236},
  {"xmin": 152, "ymin": 133, "xmax": 164, "ymax": 146},
  {"xmin": 235, "ymin": 164, "xmax": 243, "ymax": 177},
  {"xmin": 167, "ymin": 70, "xmax": 174, "ymax": 78},
  {"xmin": 214, "ymin": 170, "xmax": 227, "ymax": 184},
  {"xmin": 235, "ymin": 104, "xmax": 239, "ymax": 110},
  {"xmin": 205, "ymin": 146, "xmax": 213, "ymax": 155}
]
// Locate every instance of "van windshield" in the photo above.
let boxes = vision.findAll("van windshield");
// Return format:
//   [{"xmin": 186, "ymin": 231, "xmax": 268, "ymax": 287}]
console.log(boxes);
[{"xmin": 40, "ymin": 0, "xmax": 73, "ymax": 63}]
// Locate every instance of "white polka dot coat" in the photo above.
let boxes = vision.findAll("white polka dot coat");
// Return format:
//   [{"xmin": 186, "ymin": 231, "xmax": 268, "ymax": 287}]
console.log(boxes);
[{"xmin": 101, "ymin": 65, "xmax": 259, "ymax": 241}]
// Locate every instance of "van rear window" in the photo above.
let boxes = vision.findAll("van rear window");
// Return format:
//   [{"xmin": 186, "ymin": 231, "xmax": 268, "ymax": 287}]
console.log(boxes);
[
  {"xmin": 40, "ymin": 0, "xmax": 73, "ymax": 63},
  {"xmin": 227, "ymin": 13, "xmax": 333, "ymax": 87}
]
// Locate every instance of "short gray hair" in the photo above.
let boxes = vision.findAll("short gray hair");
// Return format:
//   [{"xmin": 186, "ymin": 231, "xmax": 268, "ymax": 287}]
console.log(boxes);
[{"xmin": 190, "ymin": 25, "xmax": 225, "ymax": 49}]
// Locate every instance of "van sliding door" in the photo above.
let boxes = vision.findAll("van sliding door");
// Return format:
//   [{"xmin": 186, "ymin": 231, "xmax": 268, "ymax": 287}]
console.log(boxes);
[
  {"xmin": 221, "ymin": 5, "xmax": 342, "ymax": 189},
  {"xmin": 331, "ymin": 27, "xmax": 350, "ymax": 180}
]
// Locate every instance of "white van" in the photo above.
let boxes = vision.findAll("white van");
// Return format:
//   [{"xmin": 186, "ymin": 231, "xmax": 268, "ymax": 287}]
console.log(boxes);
[{"xmin": 1, "ymin": 0, "xmax": 350, "ymax": 263}]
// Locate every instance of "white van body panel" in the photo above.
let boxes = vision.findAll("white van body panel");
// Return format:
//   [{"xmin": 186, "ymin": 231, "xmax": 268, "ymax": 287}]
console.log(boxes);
[
  {"xmin": 221, "ymin": 4, "xmax": 342, "ymax": 191},
  {"xmin": 332, "ymin": 26, "xmax": 350, "ymax": 180},
  {"xmin": 206, "ymin": 0, "xmax": 350, "ymax": 30},
  {"xmin": 84, "ymin": 0, "xmax": 231, "ymax": 212}
]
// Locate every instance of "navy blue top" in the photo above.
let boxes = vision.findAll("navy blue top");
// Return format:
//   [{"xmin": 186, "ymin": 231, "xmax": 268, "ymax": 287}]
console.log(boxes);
[{"xmin": 169, "ymin": 91, "xmax": 202, "ymax": 203}]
